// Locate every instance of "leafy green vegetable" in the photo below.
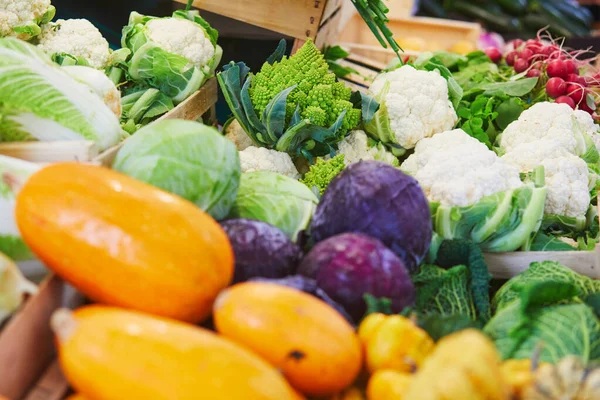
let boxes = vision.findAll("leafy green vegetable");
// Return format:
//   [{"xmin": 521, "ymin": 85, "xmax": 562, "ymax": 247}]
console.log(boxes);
[
  {"xmin": 529, "ymin": 233, "xmax": 577, "ymax": 251},
  {"xmin": 300, "ymin": 155, "xmax": 346, "ymax": 196},
  {"xmin": 112, "ymin": 120, "xmax": 240, "ymax": 220},
  {"xmin": 485, "ymin": 280, "xmax": 600, "ymax": 364},
  {"xmin": 434, "ymin": 239, "xmax": 492, "ymax": 321},
  {"xmin": 0, "ymin": 38, "xmax": 123, "ymax": 150},
  {"xmin": 432, "ymin": 166, "xmax": 547, "ymax": 253},
  {"xmin": 350, "ymin": 0, "xmax": 401, "ymax": 59},
  {"xmin": 230, "ymin": 171, "xmax": 319, "ymax": 242},
  {"xmin": 323, "ymin": 46, "xmax": 359, "ymax": 79},
  {"xmin": 413, "ymin": 264, "xmax": 477, "ymax": 319},
  {"xmin": 363, "ymin": 293, "xmax": 394, "ymax": 318},
  {"xmin": 492, "ymin": 261, "xmax": 600, "ymax": 312},
  {"xmin": 120, "ymin": 87, "xmax": 174, "ymax": 133}
]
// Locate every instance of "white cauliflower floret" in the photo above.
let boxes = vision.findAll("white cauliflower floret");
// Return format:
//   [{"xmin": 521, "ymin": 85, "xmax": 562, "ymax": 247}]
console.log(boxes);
[
  {"xmin": 239, "ymin": 147, "xmax": 300, "ymax": 179},
  {"xmin": 37, "ymin": 19, "xmax": 110, "ymax": 68},
  {"xmin": 401, "ymin": 129, "xmax": 522, "ymax": 207},
  {"xmin": 0, "ymin": 0, "xmax": 54, "ymax": 39},
  {"xmin": 502, "ymin": 140, "xmax": 590, "ymax": 217},
  {"xmin": 337, "ymin": 130, "xmax": 398, "ymax": 166},
  {"xmin": 368, "ymin": 65, "xmax": 458, "ymax": 149},
  {"xmin": 146, "ymin": 17, "xmax": 214, "ymax": 69},
  {"xmin": 574, "ymin": 109, "xmax": 600, "ymax": 152},
  {"xmin": 499, "ymin": 102, "xmax": 593, "ymax": 157},
  {"xmin": 224, "ymin": 119, "xmax": 254, "ymax": 151}
]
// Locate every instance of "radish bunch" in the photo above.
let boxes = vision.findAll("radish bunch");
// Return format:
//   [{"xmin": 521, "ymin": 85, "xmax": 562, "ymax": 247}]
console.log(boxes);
[{"xmin": 484, "ymin": 34, "xmax": 600, "ymax": 117}]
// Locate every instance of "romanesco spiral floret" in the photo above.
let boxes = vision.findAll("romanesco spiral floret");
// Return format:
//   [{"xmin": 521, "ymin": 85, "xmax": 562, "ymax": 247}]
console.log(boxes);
[
  {"xmin": 300, "ymin": 154, "xmax": 346, "ymax": 195},
  {"xmin": 307, "ymin": 84, "xmax": 333, "ymax": 111},
  {"xmin": 249, "ymin": 39, "xmax": 357, "ymax": 129},
  {"xmin": 303, "ymin": 106, "xmax": 327, "ymax": 126}
]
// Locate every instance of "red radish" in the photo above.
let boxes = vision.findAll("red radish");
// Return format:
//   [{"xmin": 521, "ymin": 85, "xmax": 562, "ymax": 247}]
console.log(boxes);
[
  {"xmin": 567, "ymin": 83, "xmax": 585, "ymax": 105},
  {"xmin": 542, "ymin": 45, "xmax": 559, "ymax": 57},
  {"xmin": 484, "ymin": 47, "xmax": 502, "ymax": 64},
  {"xmin": 566, "ymin": 74, "xmax": 587, "ymax": 86},
  {"xmin": 555, "ymin": 96, "xmax": 575, "ymax": 109},
  {"xmin": 514, "ymin": 59, "xmax": 530, "ymax": 73},
  {"xmin": 506, "ymin": 52, "xmax": 518, "ymax": 66},
  {"xmin": 564, "ymin": 60, "xmax": 577, "ymax": 75},
  {"xmin": 547, "ymin": 60, "xmax": 568, "ymax": 78},
  {"xmin": 579, "ymin": 101, "xmax": 594, "ymax": 115},
  {"xmin": 546, "ymin": 77, "xmax": 567, "ymax": 98},
  {"xmin": 513, "ymin": 39, "xmax": 524, "ymax": 50},
  {"xmin": 531, "ymin": 61, "xmax": 543, "ymax": 70},
  {"xmin": 519, "ymin": 48, "xmax": 534, "ymax": 61},
  {"xmin": 526, "ymin": 69, "xmax": 541, "ymax": 78}
]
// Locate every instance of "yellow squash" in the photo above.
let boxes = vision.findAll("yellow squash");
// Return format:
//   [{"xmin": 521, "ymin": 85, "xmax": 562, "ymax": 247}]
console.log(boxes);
[
  {"xmin": 366, "ymin": 369, "xmax": 412, "ymax": 400},
  {"xmin": 404, "ymin": 329, "xmax": 510, "ymax": 400},
  {"xmin": 358, "ymin": 313, "xmax": 434, "ymax": 374},
  {"xmin": 52, "ymin": 306, "xmax": 304, "ymax": 400}
]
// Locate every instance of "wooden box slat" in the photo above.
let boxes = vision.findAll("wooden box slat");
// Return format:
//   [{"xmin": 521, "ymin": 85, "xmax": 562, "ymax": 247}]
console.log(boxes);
[
  {"xmin": 177, "ymin": 0, "xmax": 331, "ymax": 40},
  {"xmin": 0, "ymin": 276, "xmax": 64, "ymax": 400}
]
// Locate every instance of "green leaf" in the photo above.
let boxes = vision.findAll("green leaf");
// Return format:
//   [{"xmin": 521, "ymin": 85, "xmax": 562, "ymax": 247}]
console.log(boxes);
[
  {"xmin": 493, "ymin": 261, "xmax": 600, "ymax": 312},
  {"xmin": 240, "ymin": 77, "xmax": 267, "ymax": 136},
  {"xmin": 357, "ymin": 92, "xmax": 380, "ymax": 124},
  {"xmin": 266, "ymin": 39, "xmax": 287, "ymax": 64},
  {"xmin": 363, "ymin": 293, "xmax": 394, "ymax": 317},
  {"xmin": 413, "ymin": 264, "xmax": 477, "ymax": 319},
  {"xmin": 480, "ymin": 77, "xmax": 539, "ymax": 97},
  {"xmin": 262, "ymin": 85, "xmax": 297, "ymax": 141},
  {"xmin": 495, "ymin": 98, "xmax": 524, "ymax": 131},
  {"xmin": 217, "ymin": 63, "xmax": 254, "ymax": 139},
  {"xmin": 529, "ymin": 233, "xmax": 577, "ymax": 251},
  {"xmin": 324, "ymin": 45, "xmax": 351, "ymax": 61},
  {"xmin": 418, "ymin": 313, "xmax": 482, "ymax": 342}
]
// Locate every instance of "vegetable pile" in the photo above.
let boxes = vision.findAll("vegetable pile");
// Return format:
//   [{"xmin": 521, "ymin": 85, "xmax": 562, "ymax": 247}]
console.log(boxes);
[{"xmin": 4, "ymin": 2, "xmax": 600, "ymax": 399}]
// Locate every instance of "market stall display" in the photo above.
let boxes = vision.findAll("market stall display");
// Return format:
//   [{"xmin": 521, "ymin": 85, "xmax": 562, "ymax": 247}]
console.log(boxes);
[{"xmin": 3, "ymin": 0, "xmax": 600, "ymax": 399}]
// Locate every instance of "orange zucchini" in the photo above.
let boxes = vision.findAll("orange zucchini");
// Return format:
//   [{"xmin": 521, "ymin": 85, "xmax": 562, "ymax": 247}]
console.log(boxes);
[
  {"xmin": 52, "ymin": 306, "xmax": 304, "ymax": 400},
  {"xmin": 213, "ymin": 282, "xmax": 362, "ymax": 396},
  {"xmin": 16, "ymin": 163, "xmax": 233, "ymax": 323}
]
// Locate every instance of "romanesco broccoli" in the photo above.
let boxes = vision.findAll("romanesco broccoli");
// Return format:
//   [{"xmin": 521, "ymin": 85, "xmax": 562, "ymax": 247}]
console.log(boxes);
[
  {"xmin": 249, "ymin": 39, "xmax": 359, "ymax": 134},
  {"xmin": 300, "ymin": 154, "xmax": 345, "ymax": 195}
]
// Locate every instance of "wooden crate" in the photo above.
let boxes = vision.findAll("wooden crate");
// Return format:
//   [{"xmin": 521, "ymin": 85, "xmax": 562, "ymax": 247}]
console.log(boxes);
[
  {"xmin": 0, "ymin": 276, "xmax": 64, "ymax": 399},
  {"xmin": 0, "ymin": 78, "xmax": 218, "ymax": 166},
  {"xmin": 338, "ymin": 13, "xmax": 481, "ymax": 66}
]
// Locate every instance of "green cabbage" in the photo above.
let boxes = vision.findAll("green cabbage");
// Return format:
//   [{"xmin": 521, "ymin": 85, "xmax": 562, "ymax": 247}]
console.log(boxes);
[
  {"xmin": 485, "ymin": 280, "xmax": 600, "ymax": 364},
  {"xmin": 0, "ymin": 37, "xmax": 124, "ymax": 151},
  {"xmin": 493, "ymin": 261, "xmax": 600, "ymax": 312},
  {"xmin": 0, "ymin": 156, "xmax": 40, "ymax": 261},
  {"xmin": 230, "ymin": 171, "xmax": 319, "ymax": 241},
  {"xmin": 413, "ymin": 264, "xmax": 477, "ymax": 319},
  {"xmin": 113, "ymin": 120, "xmax": 240, "ymax": 220}
]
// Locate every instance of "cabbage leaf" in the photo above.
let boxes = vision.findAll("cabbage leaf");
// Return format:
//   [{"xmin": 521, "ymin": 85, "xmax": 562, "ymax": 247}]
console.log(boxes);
[
  {"xmin": 492, "ymin": 261, "xmax": 600, "ymax": 312},
  {"xmin": 485, "ymin": 280, "xmax": 600, "ymax": 364}
]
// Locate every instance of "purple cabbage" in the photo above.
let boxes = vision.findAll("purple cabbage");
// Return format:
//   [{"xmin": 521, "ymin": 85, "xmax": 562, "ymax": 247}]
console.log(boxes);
[
  {"xmin": 220, "ymin": 218, "xmax": 302, "ymax": 283},
  {"xmin": 252, "ymin": 275, "xmax": 355, "ymax": 325},
  {"xmin": 310, "ymin": 161, "xmax": 432, "ymax": 273},
  {"xmin": 297, "ymin": 232, "xmax": 415, "ymax": 321}
]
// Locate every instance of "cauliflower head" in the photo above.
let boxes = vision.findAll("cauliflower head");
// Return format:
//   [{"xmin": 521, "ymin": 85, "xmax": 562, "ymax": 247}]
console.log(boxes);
[
  {"xmin": 0, "ymin": 0, "xmax": 55, "ymax": 40},
  {"xmin": 337, "ymin": 130, "xmax": 399, "ymax": 166},
  {"xmin": 37, "ymin": 19, "xmax": 110, "ymax": 69},
  {"xmin": 499, "ymin": 102, "xmax": 597, "ymax": 158},
  {"xmin": 224, "ymin": 119, "xmax": 254, "ymax": 151},
  {"xmin": 502, "ymin": 140, "xmax": 590, "ymax": 217},
  {"xmin": 146, "ymin": 17, "xmax": 215, "ymax": 69},
  {"xmin": 239, "ymin": 146, "xmax": 300, "ymax": 179},
  {"xmin": 402, "ymin": 129, "xmax": 522, "ymax": 207},
  {"xmin": 366, "ymin": 65, "xmax": 458, "ymax": 151}
]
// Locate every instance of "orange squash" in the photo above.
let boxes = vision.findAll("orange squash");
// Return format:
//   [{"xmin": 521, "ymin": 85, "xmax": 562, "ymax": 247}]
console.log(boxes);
[
  {"xmin": 65, "ymin": 395, "xmax": 87, "ymax": 400},
  {"xmin": 213, "ymin": 282, "xmax": 362, "ymax": 396},
  {"xmin": 15, "ymin": 163, "xmax": 233, "ymax": 323},
  {"xmin": 52, "ymin": 306, "xmax": 304, "ymax": 400}
]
